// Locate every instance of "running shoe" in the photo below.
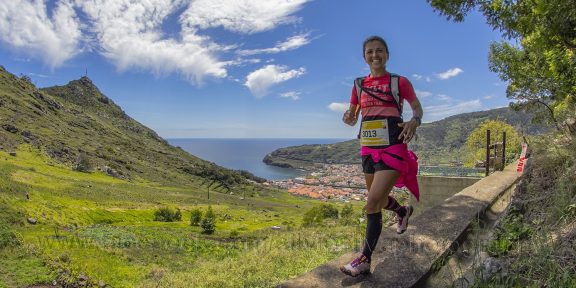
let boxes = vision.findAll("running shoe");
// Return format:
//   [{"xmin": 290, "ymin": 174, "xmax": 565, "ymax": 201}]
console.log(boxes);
[
  {"xmin": 397, "ymin": 205, "xmax": 413, "ymax": 234},
  {"xmin": 340, "ymin": 254, "xmax": 371, "ymax": 277}
]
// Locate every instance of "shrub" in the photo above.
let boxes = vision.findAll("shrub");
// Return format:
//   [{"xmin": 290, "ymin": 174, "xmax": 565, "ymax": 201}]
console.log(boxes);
[
  {"xmin": 339, "ymin": 204, "xmax": 356, "ymax": 226},
  {"xmin": 237, "ymin": 170, "xmax": 266, "ymax": 183},
  {"xmin": 153, "ymin": 207, "xmax": 182, "ymax": 222},
  {"xmin": 0, "ymin": 222, "xmax": 20, "ymax": 248},
  {"xmin": 320, "ymin": 203, "xmax": 339, "ymax": 219},
  {"xmin": 19, "ymin": 74, "xmax": 32, "ymax": 84},
  {"xmin": 302, "ymin": 206, "xmax": 322, "ymax": 227},
  {"xmin": 0, "ymin": 200, "xmax": 25, "ymax": 225},
  {"xmin": 74, "ymin": 153, "xmax": 92, "ymax": 172},
  {"xmin": 302, "ymin": 203, "xmax": 342, "ymax": 227},
  {"xmin": 174, "ymin": 208, "xmax": 182, "ymax": 221},
  {"xmin": 201, "ymin": 206, "xmax": 216, "ymax": 234},
  {"xmin": 190, "ymin": 208, "xmax": 202, "ymax": 226}
]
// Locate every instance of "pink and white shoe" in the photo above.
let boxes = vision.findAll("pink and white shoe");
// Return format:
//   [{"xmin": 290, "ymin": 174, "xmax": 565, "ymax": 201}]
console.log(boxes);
[
  {"xmin": 340, "ymin": 254, "xmax": 371, "ymax": 277},
  {"xmin": 397, "ymin": 205, "xmax": 413, "ymax": 234}
]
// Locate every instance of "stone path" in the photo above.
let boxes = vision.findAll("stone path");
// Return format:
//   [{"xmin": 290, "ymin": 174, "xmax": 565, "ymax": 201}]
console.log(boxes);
[{"xmin": 279, "ymin": 164, "xmax": 521, "ymax": 288}]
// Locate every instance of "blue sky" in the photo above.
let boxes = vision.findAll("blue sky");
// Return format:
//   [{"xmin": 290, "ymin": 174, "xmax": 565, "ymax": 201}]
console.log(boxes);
[{"xmin": 0, "ymin": 0, "xmax": 509, "ymax": 139}]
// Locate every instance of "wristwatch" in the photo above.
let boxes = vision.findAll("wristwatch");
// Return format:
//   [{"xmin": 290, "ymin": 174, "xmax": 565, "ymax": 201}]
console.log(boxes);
[{"xmin": 412, "ymin": 116, "xmax": 421, "ymax": 126}]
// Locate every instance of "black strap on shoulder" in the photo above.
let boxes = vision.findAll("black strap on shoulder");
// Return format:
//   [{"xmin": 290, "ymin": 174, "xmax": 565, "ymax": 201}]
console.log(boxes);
[
  {"xmin": 354, "ymin": 74, "xmax": 402, "ymax": 114},
  {"xmin": 389, "ymin": 73, "xmax": 402, "ymax": 114},
  {"xmin": 354, "ymin": 77, "xmax": 365, "ymax": 105}
]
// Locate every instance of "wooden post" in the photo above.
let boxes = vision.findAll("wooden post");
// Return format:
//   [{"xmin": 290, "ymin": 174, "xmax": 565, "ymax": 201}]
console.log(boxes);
[
  {"xmin": 502, "ymin": 132, "xmax": 506, "ymax": 171},
  {"xmin": 486, "ymin": 129, "xmax": 490, "ymax": 177}
]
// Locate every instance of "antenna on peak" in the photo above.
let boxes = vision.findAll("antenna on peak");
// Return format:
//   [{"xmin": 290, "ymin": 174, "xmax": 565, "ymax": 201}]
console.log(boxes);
[{"xmin": 85, "ymin": 68, "xmax": 88, "ymax": 77}]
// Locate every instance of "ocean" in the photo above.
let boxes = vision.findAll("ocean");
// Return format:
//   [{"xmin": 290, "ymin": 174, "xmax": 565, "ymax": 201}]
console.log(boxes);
[{"xmin": 167, "ymin": 138, "xmax": 348, "ymax": 180}]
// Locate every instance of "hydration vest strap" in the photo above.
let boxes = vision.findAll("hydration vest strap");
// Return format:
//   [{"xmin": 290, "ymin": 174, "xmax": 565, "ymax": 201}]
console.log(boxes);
[
  {"xmin": 390, "ymin": 74, "xmax": 402, "ymax": 114},
  {"xmin": 354, "ymin": 74, "xmax": 403, "ymax": 139},
  {"xmin": 354, "ymin": 74, "xmax": 402, "ymax": 113}
]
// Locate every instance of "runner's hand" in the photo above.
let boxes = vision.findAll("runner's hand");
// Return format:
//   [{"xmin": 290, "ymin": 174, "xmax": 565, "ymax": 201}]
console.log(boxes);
[
  {"xmin": 398, "ymin": 119, "xmax": 418, "ymax": 143},
  {"xmin": 342, "ymin": 110, "xmax": 357, "ymax": 126}
]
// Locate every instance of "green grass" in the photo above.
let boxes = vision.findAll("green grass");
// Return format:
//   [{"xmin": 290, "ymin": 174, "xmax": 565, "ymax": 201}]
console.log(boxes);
[
  {"xmin": 137, "ymin": 226, "xmax": 363, "ymax": 288},
  {"xmin": 0, "ymin": 245, "xmax": 57, "ymax": 287},
  {"xmin": 473, "ymin": 136, "xmax": 576, "ymax": 287},
  {"xmin": 0, "ymin": 146, "xmax": 366, "ymax": 287},
  {"xmin": 487, "ymin": 207, "xmax": 532, "ymax": 257}
]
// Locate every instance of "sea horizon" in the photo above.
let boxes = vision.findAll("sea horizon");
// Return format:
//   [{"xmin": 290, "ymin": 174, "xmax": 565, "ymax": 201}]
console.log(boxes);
[
  {"xmin": 167, "ymin": 138, "xmax": 349, "ymax": 180},
  {"xmin": 166, "ymin": 137, "xmax": 350, "ymax": 140}
]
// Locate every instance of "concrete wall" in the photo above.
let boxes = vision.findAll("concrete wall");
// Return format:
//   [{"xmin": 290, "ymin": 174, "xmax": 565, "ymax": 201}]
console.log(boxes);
[
  {"xmin": 280, "ymin": 165, "xmax": 521, "ymax": 288},
  {"xmin": 410, "ymin": 176, "xmax": 481, "ymax": 217}
]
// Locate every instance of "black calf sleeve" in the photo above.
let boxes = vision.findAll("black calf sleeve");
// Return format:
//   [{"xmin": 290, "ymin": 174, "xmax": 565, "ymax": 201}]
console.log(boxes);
[
  {"xmin": 362, "ymin": 212, "xmax": 383, "ymax": 258},
  {"xmin": 385, "ymin": 196, "xmax": 407, "ymax": 217}
]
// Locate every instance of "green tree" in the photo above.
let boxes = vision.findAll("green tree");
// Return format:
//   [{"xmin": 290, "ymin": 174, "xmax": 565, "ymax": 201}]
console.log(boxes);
[
  {"xmin": 465, "ymin": 120, "xmax": 521, "ymax": 167},
  {"xmin": 427, "ymin": 0, "xmax": 576, "ymax": 134},
  {"xmin": 201, "ymin": 206, "xmax": 216, "ymax": 234},
  {"xmin": 302, "ymin": 203, "xmax": 340, "ymax": 227},
  {"xmin": 190, "ymin": 208, "xmax": 202, "ymax": 226},
  {"xmin": 153, "ymin": 207, "xmax": 181, "ymax": 222}
]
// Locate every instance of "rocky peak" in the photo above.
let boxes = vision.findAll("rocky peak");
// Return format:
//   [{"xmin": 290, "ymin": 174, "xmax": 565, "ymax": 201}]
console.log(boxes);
[
  {"xmin": 42, "ymin": 75, "xmax": 115, "ymax": 108},
  {"xmin": 68, "ymin": 76, "xmax": 101, "ymax": 96},
  {"xmin": 78, "ymin": 76, "xmax": 94, "ymax": 87}
]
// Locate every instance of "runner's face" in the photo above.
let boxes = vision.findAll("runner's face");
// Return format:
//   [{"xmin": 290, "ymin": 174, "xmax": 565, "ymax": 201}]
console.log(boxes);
[{"xmin": 364, "ymin": 40, "xmax": 388, "ymax": 71}]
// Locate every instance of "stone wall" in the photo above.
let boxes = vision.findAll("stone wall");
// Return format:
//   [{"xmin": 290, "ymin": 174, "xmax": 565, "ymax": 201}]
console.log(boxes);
[{"xmin": 411, "ymin": 176, "xmax": 481, "ymax": 217}]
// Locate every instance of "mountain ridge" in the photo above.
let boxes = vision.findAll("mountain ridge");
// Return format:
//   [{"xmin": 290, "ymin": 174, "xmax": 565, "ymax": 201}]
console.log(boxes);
[
  {"xmin": 263, "ymin": 106, "xmax": 548, "ymax": 168},
  {"xmin": 0, "ymin": 65, "xmax": 258, "ymax": 187}
]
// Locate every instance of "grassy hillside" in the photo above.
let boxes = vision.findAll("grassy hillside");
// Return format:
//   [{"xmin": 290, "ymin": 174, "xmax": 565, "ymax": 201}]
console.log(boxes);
[
  {"xmin": 0, "ymin": 147, "xmax": 369, "ymax": 287},
  {"xmin": 0, "ymin": 66, "xmax": 369, "ymax": 287},
  {"xmin": 264, "ymin": 107, "xmax": 547, "ymax": 168},
  {"xmin": 0, "ymin": 66, "xmax": 260, "ymax": 187}
]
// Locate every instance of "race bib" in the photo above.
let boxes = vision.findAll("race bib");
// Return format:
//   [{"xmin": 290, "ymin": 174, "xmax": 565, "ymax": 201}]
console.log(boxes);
[{"xmin": 360, "ymin": 119, "xmax": 390, "ymax": 146}]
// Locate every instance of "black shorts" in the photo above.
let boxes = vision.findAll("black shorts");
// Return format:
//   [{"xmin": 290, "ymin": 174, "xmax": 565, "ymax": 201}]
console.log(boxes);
[{"xmin": 362, "ymin": 154, "xmax": 396, "ymax": 174}]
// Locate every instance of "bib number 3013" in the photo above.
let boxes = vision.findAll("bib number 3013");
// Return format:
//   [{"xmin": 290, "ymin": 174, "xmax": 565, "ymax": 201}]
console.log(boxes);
[{"xmin": 360, "ymin": 119, "xmax": 390, "ymax": 146}]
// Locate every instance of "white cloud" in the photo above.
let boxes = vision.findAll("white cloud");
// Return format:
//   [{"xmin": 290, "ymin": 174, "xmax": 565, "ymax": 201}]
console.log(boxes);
[
  {"xmin": 77, "ymin": 0, "xmax": 227, "ymax": 85},
  {"xmin": 244, "ymin": 65, "xmax": 305, "ymax": 98},
  {"xmin": 0, "ymin": 0, "xmax": 82, "ymax": 68},
  {"xmin": 483, "ymin": 95, "xmax": 494, "ymax": 99},
  {"xmin": 436, "ymin": 68, "xmax": 463, "ymax": 80},
  {"xmin": 181, "ymin": 0, "xmax": 310, "ymax": 34},
  {"xmin": 328, "ymin": 102, "xmax": 348, "ymax": 112},
  {"xmin": 424, "ymin": 100, "xmax": 482, "ymax": 121},
  {"xmin": 238, "ymin": 33, "xmax": 311, "ymax": 55},
  {"xmin": 280, "ymin": 91, "xmax": 301, "ymax": 100},
  {"xmin": 0, "ymin": 0, "xmax": 311, "ymax": 85},
  {"xmin": 412, "ymin": 74, "xmax": 432, "ymax": 82},
  {"xmin": 437, "ymin": 94, "xmax": 451, "ymax": 101},
  {"xmin": 416, "ymin": 90, "xmax": 432, "ymax": 98},
  {"xmin": 29, "ymin": 73, "xmax": 54, "ymax": 78}
]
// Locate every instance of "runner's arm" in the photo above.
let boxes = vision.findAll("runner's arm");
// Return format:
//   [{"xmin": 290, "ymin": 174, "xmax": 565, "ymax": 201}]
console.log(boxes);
[
  {"xmin": 409, "ymin": 97, "xmax": 423, "ymax": 121},
  {"xmin": 349, "ymin": 103, "xmax": 360, "ymax": 118},
  {"xmin": 398, "ymin": 92, "xmax": 423, "ymax": 143}
]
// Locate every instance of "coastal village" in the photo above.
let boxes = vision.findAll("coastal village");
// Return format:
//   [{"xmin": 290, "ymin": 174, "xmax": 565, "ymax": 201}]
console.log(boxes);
[
  {"xmin": 265, "ymin": 161, "xmax": 484, "ymax": 201},
  {"xmin": 266, "ymin": 163, "xmax": 409, "ymax": 201}
]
